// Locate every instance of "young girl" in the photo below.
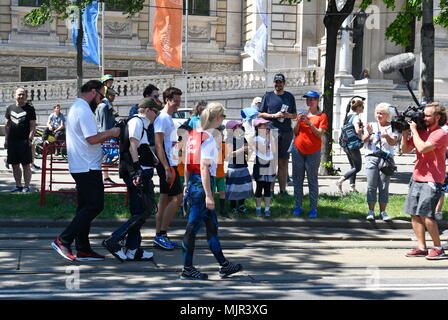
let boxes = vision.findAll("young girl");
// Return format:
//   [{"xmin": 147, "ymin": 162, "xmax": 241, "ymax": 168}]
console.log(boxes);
[
  {"xmin": 181, "ymin": 103, "xmax": 242, "ymax": 280},
  {"xmin": 225, "ymin": 120, "xmax": 254, "ymax": 215},
  {"xmin": 252, "ymin": 118, "xmax": 276, "ymax": 217}
]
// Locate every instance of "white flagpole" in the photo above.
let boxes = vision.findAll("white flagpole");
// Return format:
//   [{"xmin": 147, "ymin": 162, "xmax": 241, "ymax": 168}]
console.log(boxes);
[
  {"xmin": 101, "ymin": 1, "xmax": 105, "ymax": 76},
  {"xmin": 184, "ymin": 0, "xmax": 189, "ymax": 109}
]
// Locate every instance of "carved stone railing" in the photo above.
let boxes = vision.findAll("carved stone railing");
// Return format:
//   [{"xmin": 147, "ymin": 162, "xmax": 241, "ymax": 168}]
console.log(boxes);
[{"xmin": 0, "ymin": 68, "xmax": 323, "ymax": 104}]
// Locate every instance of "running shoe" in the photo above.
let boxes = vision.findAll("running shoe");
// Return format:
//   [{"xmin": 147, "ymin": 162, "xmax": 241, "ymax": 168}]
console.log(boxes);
[
  {"xmin": 76, "ymin": 249, "xmax": 105, "ymax": 261},
  {"xmin": 426, "ymin": 247, "xmax": 448, "ymax": 260},
  {"xmin": 126, "ymin": 248, "xmax": 154, "ymax": 261},
  {"xmin": 366, "ymin": 210, "xmax": 375, "ymax": 221},
  {"xmin": 308, "ymin": 208, "xmax": 317, "ymax": 219},
  {"xmin": 238, "ymin": 205, "xmax": 247, "ymax": 214},
  {"xmin": 255, "ymin": 208, "xmax": 262, "ymax": 217},
  {"xmin": 11, "ymin": 186, "xmax": 23, "ymax": 193},
  {"xmin": 292, "ymin": 207, "xmax": 301, "ymax": 217},
  {"xmin": 51, "ymin": 237, "xmax": 76, "ymax": 261},
  {"xmin": 180, "ymin": 266, "xmax": 208, "ymax": 280},
  {"xmin": 264, "ymin": 209, "xmax": 271, "ymax": 217},
  {"xmin": 219, "ymin": 261, "xmax": 243, "ymax": 278},
  {"xmin": 153, "ymin": 235, "xmax": 174, "ymax": 250},
  {"xmin": 405, "ymin": 248, "xmax": 428, "ymax": 257},
  {"xmin": 381, "ymin": 211, "xmax": 392, "ymax": 221},
  {"xmin": 102, "ymin": 238, "xmax": 126, "ymax": 262},
  {"xmin": 21, "ymin": 187, "xmax": 31, "ymax": 193}
]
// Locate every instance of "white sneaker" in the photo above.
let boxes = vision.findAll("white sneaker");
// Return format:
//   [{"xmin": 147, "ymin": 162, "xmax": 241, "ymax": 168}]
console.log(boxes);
[
  {"xmin": 366, "ymin": 210, "xmax": 375, "ymax": 220},
  {"xmin": 115, "ymin": 248, "xmax": 128, "ymax": 261},
  {"xmin": 381, "ymin": 211, "xmax": 392, "ymax": 221},
  {"xmin": 126, "ymin": 248, "xmax": 154, "ymax": 261}
]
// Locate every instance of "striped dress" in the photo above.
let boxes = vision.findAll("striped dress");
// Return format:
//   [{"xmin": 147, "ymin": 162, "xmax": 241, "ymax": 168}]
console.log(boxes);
[{"xmin": 225, "ymin": 137, "xmax": 254, "ymax": 200}]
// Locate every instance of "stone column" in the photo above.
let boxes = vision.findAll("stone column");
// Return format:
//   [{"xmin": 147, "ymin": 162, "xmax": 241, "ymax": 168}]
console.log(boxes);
[
  {"xmin": 0, "ymin": 0, "xmax": 11, "ymax": 42},
  {"xmin": 335, "ymin": 16, "xmax": 354, "ymax": 88},
  {"xmin": 225, "ymin": 0, "xmax": 242, "ymax": 50}
]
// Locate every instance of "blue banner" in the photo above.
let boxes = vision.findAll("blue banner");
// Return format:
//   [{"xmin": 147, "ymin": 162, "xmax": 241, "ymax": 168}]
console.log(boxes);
[{"xmin": 73, "ymin": 1, "xmax": 99, "ymax": 65}]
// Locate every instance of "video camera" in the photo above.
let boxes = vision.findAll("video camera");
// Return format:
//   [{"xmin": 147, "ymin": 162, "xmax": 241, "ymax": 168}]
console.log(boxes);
[{"xmin": 390, "ymin": 105, "xmax": 426, "ymax": 133}]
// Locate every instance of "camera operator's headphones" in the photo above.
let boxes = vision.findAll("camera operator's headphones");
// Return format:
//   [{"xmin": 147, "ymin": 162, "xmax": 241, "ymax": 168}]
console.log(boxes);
[{"xmin": 343, "ymin": 96, "xmax": 366, "ymax": 124}]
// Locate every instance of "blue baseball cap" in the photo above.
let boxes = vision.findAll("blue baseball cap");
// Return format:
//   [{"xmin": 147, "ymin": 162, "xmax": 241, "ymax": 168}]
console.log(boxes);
[{"xmin": 303, "ymin": 90, "xmax": 320, "ymax": 99}]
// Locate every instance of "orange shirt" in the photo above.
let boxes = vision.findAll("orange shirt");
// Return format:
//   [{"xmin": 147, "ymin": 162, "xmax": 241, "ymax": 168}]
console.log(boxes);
[
  {"xmin": 216, "ymin": 142, "xmax": 226, "ymax": 178},
  {"xmin": 294, "ymin": 113, "xmax": 328, "ymax": 154}
]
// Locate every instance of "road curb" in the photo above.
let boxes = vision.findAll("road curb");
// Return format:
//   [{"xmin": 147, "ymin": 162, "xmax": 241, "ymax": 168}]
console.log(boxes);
[{"xmin": 0, "ymin": 218, "xmax": 419, "ymax": 229}]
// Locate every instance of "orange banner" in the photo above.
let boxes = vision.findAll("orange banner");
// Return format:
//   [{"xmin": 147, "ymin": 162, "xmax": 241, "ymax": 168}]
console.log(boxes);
[{"xmin": 152, "ymin": 0, "xmax": 183, "ymax": 69}]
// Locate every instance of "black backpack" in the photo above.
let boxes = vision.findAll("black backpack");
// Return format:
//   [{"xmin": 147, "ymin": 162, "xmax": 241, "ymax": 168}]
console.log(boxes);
[{"xmin": 117, "ymin": 116, "xmax": 158, "ymax": 178}]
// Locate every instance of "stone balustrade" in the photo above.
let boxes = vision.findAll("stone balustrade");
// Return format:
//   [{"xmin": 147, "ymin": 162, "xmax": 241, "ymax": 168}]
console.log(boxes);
[{"xmin": 0, "ymin": 68, "xmax": 323, "ymax": 105}]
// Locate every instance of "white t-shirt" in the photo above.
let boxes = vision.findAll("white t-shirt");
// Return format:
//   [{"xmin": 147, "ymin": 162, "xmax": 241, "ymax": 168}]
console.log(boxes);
[
  {"xmin": 128, "ymin": 115, "xmax": 152, "ymax": 170},
  {"xmin": 66, "ymin": 98, "xmax": 102, "ymax": 173},
  {"xmin": 364, "ymin": 122, "xmax": 398, "ymax": 155},
  {"xmin": 153, "ymin": 111, "xmax": 178, "ymax": 166},
  {"xmin": 201, "ymin": 130, "xmax": 218, "ymax": 177}
]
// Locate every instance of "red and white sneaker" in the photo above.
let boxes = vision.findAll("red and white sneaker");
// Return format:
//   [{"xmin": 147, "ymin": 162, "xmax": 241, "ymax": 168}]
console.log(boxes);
[
  {"xmin": 425, "ymin": 247, "xmax": 448, "ymax": 260},
  {"xmin": 405, "ymin": 248, "xmax": 428, "ymax": 257},
  {"xmin": 76, "ymin": 249, "xmax": 106, "ymax": 261},
  {"xmin": 51, "ymin": 237, "xmax": 76, "ymax": 261}
]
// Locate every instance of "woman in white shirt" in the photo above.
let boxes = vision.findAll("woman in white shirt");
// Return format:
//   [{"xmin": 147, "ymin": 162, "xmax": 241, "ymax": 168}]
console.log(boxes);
[
  {"xmin": 363, "ymin": 103, "xmax": 399, "ymax": 221},
  {"xmin": 181, "ymin": 102, "xmax": 243, "ymax": 280}
]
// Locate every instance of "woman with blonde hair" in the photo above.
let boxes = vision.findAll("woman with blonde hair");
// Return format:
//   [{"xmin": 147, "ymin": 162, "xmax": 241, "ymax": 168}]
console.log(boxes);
[
  {"xmin": 181, "ymin": 102, "xmax": 243, "ymax": 280},
  {"xmin": 363, "ymin": 103, "xmax": 398, "ymax": 221}
]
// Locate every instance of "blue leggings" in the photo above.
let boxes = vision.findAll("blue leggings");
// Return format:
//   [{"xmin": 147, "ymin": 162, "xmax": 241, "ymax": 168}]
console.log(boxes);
[{"xmin": 182, "ymin": 173, "xmax": 226, "ymax": 268}]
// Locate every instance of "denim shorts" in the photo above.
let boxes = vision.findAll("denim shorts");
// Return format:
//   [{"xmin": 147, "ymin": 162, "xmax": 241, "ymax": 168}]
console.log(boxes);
[{"xmin": 404, "ymin": 180, "xmax": 443, "ymax": 218}]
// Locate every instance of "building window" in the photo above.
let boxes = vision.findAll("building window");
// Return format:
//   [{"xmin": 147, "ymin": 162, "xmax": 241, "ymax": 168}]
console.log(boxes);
[
  {"xmin": 183, "ymin": 0, "xmax": 210, "ymax": 16},
  {"xmin": 21, "ymin": 67, "xmax": 47, "ymax": 82},
  {"xmin": 18, "ymin": 0, "xmax": 44, "ymax": 6},
  {"xmin": 104, "ymin": 70, "xmax": 128, "ymax": 78}
]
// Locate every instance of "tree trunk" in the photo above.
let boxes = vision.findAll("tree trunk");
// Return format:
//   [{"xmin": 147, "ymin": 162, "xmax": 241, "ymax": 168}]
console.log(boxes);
[
  {"xmin": 319, "ymin": 0, "xmax": 356, "ymax": 175},
  {"xmin": 421, "ymin": 0, "xmax": 434, "ymax": 102},
  {"xmin": 76, "ymin": 6, "xmax": 83, "ymax": 97}
]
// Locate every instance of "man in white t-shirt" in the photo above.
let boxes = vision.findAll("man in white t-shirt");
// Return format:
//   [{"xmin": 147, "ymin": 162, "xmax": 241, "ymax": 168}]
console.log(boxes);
[
  {"xmin": 51, "ymin": 80, "xmax": 120, "ymax": 262},
  {"xmin": 154, "ymin": 87, "xmax": 183, "ymax": 250}
]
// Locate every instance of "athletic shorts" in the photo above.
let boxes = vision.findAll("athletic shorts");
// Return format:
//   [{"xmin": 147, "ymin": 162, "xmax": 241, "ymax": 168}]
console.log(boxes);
[
  {"xmin": 404, "ymin": 180, "xmax": 443, "ymax": 219},
  {"xmin": 212, "ymin": 177, "xmax": 226, "ymax": 193},
  {"xmin": 156, "ymin": 165, "xmax": 182, "ymax": 196},
  {"xmin": 7, "ymin": 139, "xmax": 32, "ymax": 165}
]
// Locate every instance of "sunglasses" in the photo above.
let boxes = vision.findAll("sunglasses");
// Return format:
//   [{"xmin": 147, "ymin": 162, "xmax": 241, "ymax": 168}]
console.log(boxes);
[{"xmin": 96, "ymin": 90, "xmax": 105, "ymax": 100}]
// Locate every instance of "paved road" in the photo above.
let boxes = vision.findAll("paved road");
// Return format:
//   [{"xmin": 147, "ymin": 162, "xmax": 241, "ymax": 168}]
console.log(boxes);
[{"xmin": 1, "ymin": 226, "xmax": 448, "ymax": 301}]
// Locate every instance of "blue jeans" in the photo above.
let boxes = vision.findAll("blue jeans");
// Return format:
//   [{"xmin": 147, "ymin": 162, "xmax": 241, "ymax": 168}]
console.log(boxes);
[
  {"xmin": 182, "ymin": 173, "xmax": 226, "ymax": 268},
  {"xmin": 110, "ymin": 169, "xmax": 156, "ymax": 250}
]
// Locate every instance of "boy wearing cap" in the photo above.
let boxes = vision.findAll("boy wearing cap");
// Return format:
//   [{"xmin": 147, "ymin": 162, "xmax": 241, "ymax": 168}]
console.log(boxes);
[
  {"xmin": 102, "ymin": 98, "xmax": 161, "ymax": 262},
  {"xmin": 95, "ymin": 87, "xmax": 119, "ymax": 184},
  {"xmin": 258, "ymin": 74, "xmax": 297, "ymax": 195}
]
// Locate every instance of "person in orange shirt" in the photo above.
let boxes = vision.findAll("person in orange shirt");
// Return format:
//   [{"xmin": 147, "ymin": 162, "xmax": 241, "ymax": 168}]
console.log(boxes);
[
  {"xmin": 291, "ymin": 91, "xmax": 328, "ymax": 219},
  {"xmin": 213, "ymin": 125, "xmax": 227, "ymax": 217}
]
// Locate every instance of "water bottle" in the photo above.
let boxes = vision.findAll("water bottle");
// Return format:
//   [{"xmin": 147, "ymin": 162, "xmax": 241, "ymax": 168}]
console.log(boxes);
[{"xmin": 278, "ymin": 104, "xmax": 289, "ymax": 123}]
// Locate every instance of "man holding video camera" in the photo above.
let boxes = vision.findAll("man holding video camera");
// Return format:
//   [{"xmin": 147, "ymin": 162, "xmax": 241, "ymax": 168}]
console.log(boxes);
[{"xmin": 401, "ymin": 102, "xmax": 448, "ymax": 260}]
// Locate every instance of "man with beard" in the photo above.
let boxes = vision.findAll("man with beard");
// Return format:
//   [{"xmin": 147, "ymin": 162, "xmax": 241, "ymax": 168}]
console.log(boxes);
[
  {"xmin": 402, "ymin": 102, "xmax": 448, "ymax": 260},
  {"xmin": 258, "ymin": 73, "xmax": 297, "ymax": 196},
  {"xmin": 51, "ymin": 80, "xmax": 120, "ymax": 261}
]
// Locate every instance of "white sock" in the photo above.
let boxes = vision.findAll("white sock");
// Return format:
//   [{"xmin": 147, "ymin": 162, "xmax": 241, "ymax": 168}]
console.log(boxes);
[
  {"xmin": 265, "ymin": 206, "xmax": 270, "ymax": 211},
  {"xmin": 256, "ymin": 207, "xmax": 261, "ymax": 211}
]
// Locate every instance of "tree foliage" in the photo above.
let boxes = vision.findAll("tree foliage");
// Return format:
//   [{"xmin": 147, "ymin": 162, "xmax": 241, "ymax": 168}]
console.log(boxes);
[{"xmin": 24, "ymin": 0, "xmax": 145, "ymax": 26}]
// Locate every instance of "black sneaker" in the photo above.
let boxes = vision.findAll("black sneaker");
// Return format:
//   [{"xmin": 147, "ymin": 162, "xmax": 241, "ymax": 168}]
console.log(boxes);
[
  {"xmin": 180, "ymin": 266, "xmax": 208, "ymax": 280},
  {"xmin": 102, "ymin": 238, "xmax": 126, "ymax": 262},
  {"xmin": 219, "ymin": 261, "xmax": 243, "ymax": 278}
]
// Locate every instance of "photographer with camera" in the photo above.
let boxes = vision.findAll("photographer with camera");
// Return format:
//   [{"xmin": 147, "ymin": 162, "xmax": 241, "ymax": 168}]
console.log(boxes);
[
  {"xmin": 102, "ymin": 98, "xmax": 161, "ymax": 262},
  {"xmin": 363, "ymin": 103, "xmax": 398, "ymax": 221},
  {"xmin": 402, "ymin": 102, "xmax": 448, "ymax": 260}
]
